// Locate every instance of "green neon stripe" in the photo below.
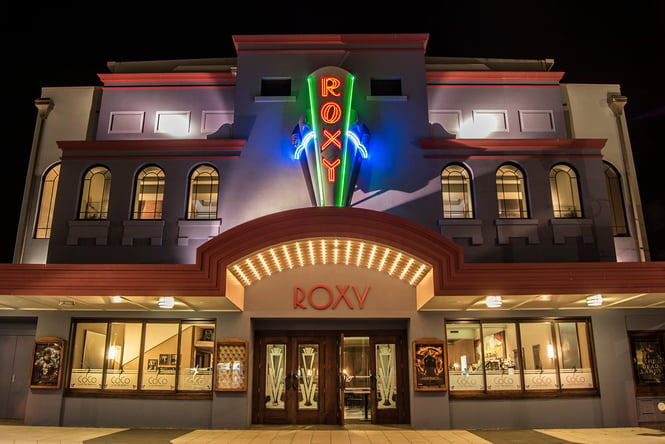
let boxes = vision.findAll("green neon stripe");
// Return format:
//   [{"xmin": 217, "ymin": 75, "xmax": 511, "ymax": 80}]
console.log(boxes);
[
  {"xmin": 336, "ymin": 74, "xmax": 355, "ymax": 206},
  {"xmin": 307, "ymin": 75, "xmax": 326, "ymax": 206}
]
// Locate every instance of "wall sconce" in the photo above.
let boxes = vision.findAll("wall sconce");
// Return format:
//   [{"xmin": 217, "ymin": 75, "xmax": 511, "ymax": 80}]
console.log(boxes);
[
  {"xmin": 485, "ymin": 296, "xmax": 502, "ymax": 308},
  {"xmin": 586, "ymin": 294, "xmax": 603, "ymax": 307},
  {"xmin": 158, "ymin": 296, "xmax": 175, "ymax": 309}
]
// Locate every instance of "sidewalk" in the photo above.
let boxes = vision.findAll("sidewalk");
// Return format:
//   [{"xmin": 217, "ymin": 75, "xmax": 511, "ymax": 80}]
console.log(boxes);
[{"xmin": 0, "ymin": 423, "xmax": 663, "ymax": 444}]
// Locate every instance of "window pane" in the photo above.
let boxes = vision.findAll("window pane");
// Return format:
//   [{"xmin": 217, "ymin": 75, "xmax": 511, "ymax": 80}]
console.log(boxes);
[
  {"xmin": 497, "ymin": 165, "xmax": 528, "ymax": 218},
  {"xmin": 298, "ymin": 343, "xmax": 319, "ymax": 410},
  {"xmin": 79, "ymin": 166, "xmax": 111, "ymax": 220},
  {"xmin": 141, "ymin": 323, "xmax": 179, "ymax": 391},
  {"xmin": 35, "ymin": 164, "xmax": 60, "ymax": 239},
  {"xmin": 69, "ymin": 322, "xmax": 107, "ymax": 389},
  {"xmin": 605, "ymin": 163, "xmax": 629, "ymax": 236},
  {"xmin": 520, "ymin": 322, "xmax": 559, "ymax": 390},
  {"xmin": 265, "ymin": 343, "xmax": 287, "ymax": 410},
  {"xmin": 133, "ymin": 166, "xmax": 165, "ymax": 220},
  {"xmin": 446, "ymin": 323, "xmax": 485, "ymax": 391},
  {"xmin": 550, "ymin": 164, "xmax": 582, "ymax": 218},
  {"xmin": 375, "ymin": 343, "xmax": 397, "ymax": 409},
  {"xmin": 442, "ymin": 165, "xmax": 473, "ymax": 218},
  {"xmin": 557, "ymin": 321, "xmax": 594, "ymax": 389},
  {"xmin": 482, "ymin": 323, "xmax": 521, "ymax": 391},
  {"xmin": 187, "ymin": 165, "xmax": 219, "ymax": 220},
  {"xmin": 104, "ymin": 322, "xmax": 141, "ymax": 390},
  {"xmin": 178, "ymin": 323, "xmax": 214, "ymax": 391}
]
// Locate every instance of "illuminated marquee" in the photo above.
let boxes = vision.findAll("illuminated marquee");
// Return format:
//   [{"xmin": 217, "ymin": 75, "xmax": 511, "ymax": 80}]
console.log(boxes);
[{"xmin": 292, "ymin": 66, "xmax": 369, "ymax": 207}]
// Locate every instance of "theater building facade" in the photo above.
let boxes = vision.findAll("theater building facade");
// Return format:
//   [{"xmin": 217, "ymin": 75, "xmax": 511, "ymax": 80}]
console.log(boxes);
[{"xmin": 1, "ymin": 34, "xmax": 664, "ymax": 430}]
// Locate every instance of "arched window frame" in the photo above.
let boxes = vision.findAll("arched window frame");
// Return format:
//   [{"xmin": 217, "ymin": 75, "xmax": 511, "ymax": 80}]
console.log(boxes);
[
  {"xmin": 496, "ymin": 163, "xmax": 529, "ymax": 219},
  {"xmin": 604, "ymin": 162, "xmax": 629, "ymax": 236},
  {"xmin": 549, "ymin": 163, "xmax": 583, "ymax": 218},
  {"xmin": 441, "ymin": 163, "xmax": 473, "ymax": 219},
  {"xmin": 34, "ymin": 163, "xmax": 60, "ymax": 239},
  {"xmin": 187, "ymin": 164, "xmax": 219, "ymax": 220},
  {"xmin": 78, "ymin": 165, "xmax": 112, "ymax": 220},
  {"xmin": 132, "ymin": 165, "xmax": 165, "ymax": 220}
]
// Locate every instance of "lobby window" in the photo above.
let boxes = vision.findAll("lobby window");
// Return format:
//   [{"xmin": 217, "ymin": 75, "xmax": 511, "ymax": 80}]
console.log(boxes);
[
  {"xmin": 132, "ymin": 165, "xmax": 165, "ymax": 220},
  {"xmin": 604, "ymin": 162, "xmax": 629, "ymax": 236},
  {"xmin": 67, "ymin": 319, "xmax": 215, "ymax": 394},
  {"xmin": 261, "ymin": 78, "xmax": 291, "ymax": 96},
  {"xmin": 549, "ymin": 164, "xmax": 582, "ymax": 218},
  {"xmin": 441, "ymin": 164, "xmax": 473, "ymax": 218},
  {"xmin": 446, "ymin": 318, "xmax": 597, "ymax": 397},
  {"xmin": 496, "ymin": 164, "xmax": 529, "ymax": 218},
  {"xmin": 34, "ymin": 163, "xmax": 60, "ymax": 239},
  {"xmin": 370, "ymin": 78, "xmax": 402, "ymax": 96},
  {"xmin": 78, "ymin": 166, "xmax": 111, "ymax": 220},
  {"xmin": 187, "ymin": 164, "xmax": 219, "ymax": 220}
]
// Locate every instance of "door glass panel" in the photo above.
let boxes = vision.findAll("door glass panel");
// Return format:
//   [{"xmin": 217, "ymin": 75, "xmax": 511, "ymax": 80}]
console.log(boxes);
[
  {"xmin": 520, "ymin": 322, "xmax": 559, "ymax": 390},
  {"xmin": 375, "ymin": 343, "xmax": 397, "ymax": 410},
  {"xmin": 298, "ymin": 343, "xmax": 319, "ymax": 410},
  {"xmin": 265, "ymin": 343, "xmax": 286, "ymax": 410},
  {"xmin": 446, "ymin": 323, "xmax": 485, "ymax": 391},
  {"xmin": 141, "ymin": 323, "xmax": 179, "ymax": 390},
  {"xmin": 482, "ymin": 322, "xmax": 521, "ymax": 391},
  {"xmin": 343, "ymin": 336, "xmax": 370, "ymax": 421},
  {"xmin": 104, "ymin": 322, "xmax": 141, "ymax": 390},
  {"xmin": 69, "ymin": 322, "xmax": 106, "ymax": 389}
]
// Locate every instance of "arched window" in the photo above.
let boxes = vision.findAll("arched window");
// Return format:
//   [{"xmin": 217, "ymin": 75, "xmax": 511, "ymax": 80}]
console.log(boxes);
[
  {"xmin": 187, "ymin": 164, "xmax": 219, "ymax": 220},
  {"xmin": 132, "ymin": 165, "xmax": 165, "ymax": 220},
  {"xmin": 441, "ymin": 164, "xmax": 473, "ymax": 218},
  {"xmin": 79, "ymin": 166, "xmax": 111, "ymax": 220},
  {"xmin": 604, "ymin": 162, "xmax": 628, "ymax": 236},
  {"xmin": 496, "ymin": 164, "xmax": 528, "ymax": 218},
  {"xmin": 549, "ymin": 164, "xmax": 582, "ymax": 218},
  {"xmin": 34, "ymin": 163, "xmax": 60, "ymax": 239}
]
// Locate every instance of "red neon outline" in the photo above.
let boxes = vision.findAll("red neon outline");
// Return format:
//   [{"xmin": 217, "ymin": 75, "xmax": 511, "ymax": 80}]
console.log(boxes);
[
  {"xmin": 321, "ymin": 76, "xmax": 341, "ymax": 97},
  {"xmin": 320, "ymin": 101, "xmax": 342, "ymax": 124},
  {"xmin": 321, "ymin": 129, "xmax": 342, "ymax": 150},
  {"xmin": 322, "ymin": 158, "xmax": 341, "ymax": 182}
]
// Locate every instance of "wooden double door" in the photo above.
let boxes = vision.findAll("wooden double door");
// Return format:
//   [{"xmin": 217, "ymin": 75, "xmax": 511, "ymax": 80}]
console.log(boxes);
[{"xmin": 252, "ymin": 330, "xmax": 409, "ymax": 425}]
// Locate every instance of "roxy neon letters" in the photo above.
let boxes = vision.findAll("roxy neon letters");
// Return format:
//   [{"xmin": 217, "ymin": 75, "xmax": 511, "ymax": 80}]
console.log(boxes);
[{"xmin": 293, "ymin": 285, "xmax": 370, "ymax": 309}]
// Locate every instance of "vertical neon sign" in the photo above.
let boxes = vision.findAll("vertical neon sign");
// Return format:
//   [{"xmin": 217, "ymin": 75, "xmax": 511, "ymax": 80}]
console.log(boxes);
[{"xmin": 295, "ymin": 67, "xmax": 368, "ymax": 207}]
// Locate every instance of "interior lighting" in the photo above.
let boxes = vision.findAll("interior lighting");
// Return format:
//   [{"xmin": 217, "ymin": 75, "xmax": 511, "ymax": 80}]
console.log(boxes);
[
  {"xmin": 158, "ymin": 296, "xmax": 175, "ymax": 309},
  {"xmin": 547, "ymin": 344, "xmax": 555, "ymax": 359},
  {"xmin": 485, "ymin": 296, "xmax": 502, "ymax": 308},
  {"xmin": 586, "ymin": 294, "xmax": 603, "ymax": 307},
  {"xmin": 111, "ymin": 296, "xmax": 124, "ymax": 303}
]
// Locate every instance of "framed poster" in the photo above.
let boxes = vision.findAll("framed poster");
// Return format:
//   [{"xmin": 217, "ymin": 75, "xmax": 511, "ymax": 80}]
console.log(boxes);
[
  {"xmin": 30, "ymin": 337, "xmax": 65, "ymax": 389},
  {"xmin": 214, "ymin": 338, "xmax": 248, "ymax": 391},
  {"xmin": 629, "ymin": 332, "xmax": 665, "ymax": 395},
  {"xmin": 413, "ymin": 338, "xmax": 447, "ymax": 391}
]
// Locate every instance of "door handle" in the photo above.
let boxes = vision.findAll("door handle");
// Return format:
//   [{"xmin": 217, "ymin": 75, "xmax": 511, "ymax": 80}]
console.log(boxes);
[{"xmin": 285, "ymin": 373, "xmax": 299, "ymax": 391}]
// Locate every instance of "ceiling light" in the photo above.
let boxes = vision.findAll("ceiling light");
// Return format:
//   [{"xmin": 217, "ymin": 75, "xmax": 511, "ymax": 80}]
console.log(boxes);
[
  {"xmin": 158, "ymin": 296, "xmax": 175, "ymax": 309},
  {"xmin": 58, "ymin": 299, "xmax": 75, "ymax": 307},
  {"xmin": 111, "ymin": 296, "xmax": 124, "ymax": 303},
  {"xmin": 485, "ymin": 295, "xmax": 502, "ymax": 308},
  {"xmin": 586, "ymin": 294, "xmax": 603, "ymax": 307}
]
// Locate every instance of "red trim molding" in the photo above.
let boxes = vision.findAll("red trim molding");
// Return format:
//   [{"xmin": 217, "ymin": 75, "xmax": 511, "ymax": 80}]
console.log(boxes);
[
  {"xmin": 426, "ymin": 71, "xmax": 565, "ymax": 84},
  {"xmin": 58, "ymin": 139, "xmax": 246, "ymax": 154},
  {"xmin": 98, "ymin": 73, "xmax": 236, "ymax": 86},
  {"xmin": 419, "ymin": 138, "xmax": 607, "ymax": 151},
  {"xmin": 232, "ymin": 34, "xmax": 429, "ymax": 52}
]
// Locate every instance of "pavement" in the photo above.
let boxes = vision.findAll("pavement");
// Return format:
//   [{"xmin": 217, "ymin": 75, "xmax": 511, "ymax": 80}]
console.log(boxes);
[{"xmin": 0, "ymin": 423, "xmax": 664, "ymax": 444}]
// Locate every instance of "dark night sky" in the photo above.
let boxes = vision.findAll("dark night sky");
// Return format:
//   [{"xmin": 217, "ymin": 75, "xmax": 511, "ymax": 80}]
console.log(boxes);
[{"xmin": 3, "ymin": 3, "xmax": 664, "ymax": 262}]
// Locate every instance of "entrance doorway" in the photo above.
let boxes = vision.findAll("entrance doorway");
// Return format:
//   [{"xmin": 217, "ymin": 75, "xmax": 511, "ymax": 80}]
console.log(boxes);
[{"xmin": 252, "ymin": 329, "xmax": 409, "ymax": 425}]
